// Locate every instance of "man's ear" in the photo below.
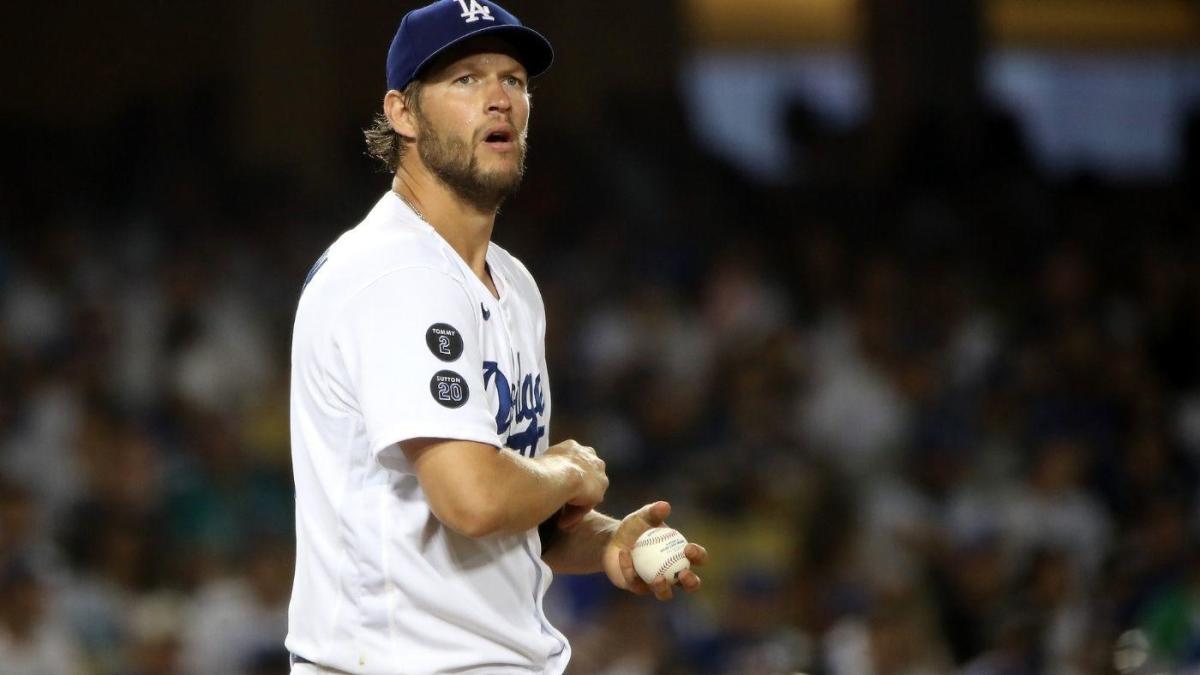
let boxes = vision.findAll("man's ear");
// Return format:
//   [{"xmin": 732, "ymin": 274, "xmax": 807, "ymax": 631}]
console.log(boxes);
[{"xmin": 384, "ymin": 89, "xmax": 418, "ymax": 139}]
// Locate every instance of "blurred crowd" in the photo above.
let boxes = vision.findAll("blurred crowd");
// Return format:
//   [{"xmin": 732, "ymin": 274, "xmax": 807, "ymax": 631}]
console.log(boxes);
[{"xmin": 2, "ymin": 69, "xmax": 1200, "ymax": 675}]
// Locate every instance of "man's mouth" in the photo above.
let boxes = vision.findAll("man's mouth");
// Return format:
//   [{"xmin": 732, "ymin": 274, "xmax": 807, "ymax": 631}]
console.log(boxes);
[{"xmin": 482, "ymin": 126, "xmax": 516, "ymax": 152}]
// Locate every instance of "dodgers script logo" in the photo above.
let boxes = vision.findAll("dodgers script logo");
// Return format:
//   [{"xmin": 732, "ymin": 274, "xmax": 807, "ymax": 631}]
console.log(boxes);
[
  {"xmin": 456, "ymin": 0, "xmax": 494, "ymax": 23},
  {"xmin": 483, "ymin": 356, "xmax": 545, "ymax": 457}
]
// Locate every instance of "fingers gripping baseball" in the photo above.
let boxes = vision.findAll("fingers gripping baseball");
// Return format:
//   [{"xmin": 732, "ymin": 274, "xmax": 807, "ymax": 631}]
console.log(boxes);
[
  {"xmin": 638, "ymin": 500, "xmax": 671, "ymax": 528},
  {"xmin": 677, "ymin": 543, "xmax": 707, "ymax": 591},
  {"xmin": 641, "ymin": 542, "xmax": 706, "ymax": 600},
  {"xmin": 606, "ymin": 502, "xmax": 707, "ymax": 600}
]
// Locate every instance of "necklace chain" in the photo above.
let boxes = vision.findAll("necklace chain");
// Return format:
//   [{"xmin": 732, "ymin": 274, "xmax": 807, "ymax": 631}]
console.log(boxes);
[{"xmin": 395, "ymin": 191, "xmax": 425, "ymax": 222}]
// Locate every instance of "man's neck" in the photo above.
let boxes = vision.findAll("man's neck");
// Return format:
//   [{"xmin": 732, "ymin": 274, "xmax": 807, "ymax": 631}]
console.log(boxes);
[{"xmin": 392, "ymin": 169, "xmax": 497, "ymax": 296}]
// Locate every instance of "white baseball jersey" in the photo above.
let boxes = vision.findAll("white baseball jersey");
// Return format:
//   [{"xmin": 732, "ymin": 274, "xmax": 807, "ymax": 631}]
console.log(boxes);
[{"xmin": 286, "ymin": 192, "xmax": 568, "ymax": 674}]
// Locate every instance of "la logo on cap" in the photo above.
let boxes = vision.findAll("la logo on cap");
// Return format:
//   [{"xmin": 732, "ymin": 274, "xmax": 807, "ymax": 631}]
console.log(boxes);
[{"xmin": 456, "ymin": 0, "xmax": 494, "ymax": 23}]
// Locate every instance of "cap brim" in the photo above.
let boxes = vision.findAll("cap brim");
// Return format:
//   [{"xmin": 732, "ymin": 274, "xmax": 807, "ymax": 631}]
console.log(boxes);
[{"xmin": 410, "ymin": 24, "xmax": 554, "ymax": 85}]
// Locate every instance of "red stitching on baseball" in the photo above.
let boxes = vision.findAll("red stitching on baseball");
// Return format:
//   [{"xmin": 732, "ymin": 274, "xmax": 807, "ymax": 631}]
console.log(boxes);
[
  {"xmin": 655, "ymin": 552, "xmax": 687, "ymax": 579},
  {"xmin": 635, "ymin": 530, "xmax": 680, "ymax": 548}
]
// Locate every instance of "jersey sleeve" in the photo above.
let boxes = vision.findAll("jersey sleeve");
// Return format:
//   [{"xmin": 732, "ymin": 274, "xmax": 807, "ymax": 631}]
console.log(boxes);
[{"xmin": 333, "ymin": 267, "xmax": 501, "ymax": 468}]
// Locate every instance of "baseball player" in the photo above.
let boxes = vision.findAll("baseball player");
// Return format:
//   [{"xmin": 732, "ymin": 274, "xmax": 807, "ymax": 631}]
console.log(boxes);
[{"xmin": 285, "ymin": 1, "xmax": 707, "ymax": 673}]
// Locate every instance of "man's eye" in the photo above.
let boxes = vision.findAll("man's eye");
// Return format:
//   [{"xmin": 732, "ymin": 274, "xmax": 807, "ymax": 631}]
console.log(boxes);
[
  {"xmin": 456, "ymin": 75, "xmax": 475, "ymax": 85},
  {"xmin": 505, "ymin": 76, "xmax": 525, "ymax": 88}
]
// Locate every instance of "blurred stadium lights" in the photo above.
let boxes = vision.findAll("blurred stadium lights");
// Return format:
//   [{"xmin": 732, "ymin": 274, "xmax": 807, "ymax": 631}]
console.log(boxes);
[
  {"xmin": 681, "ymin": 0, "xmax": 1200, "ymax": 180},
  {"xmin": 685, "ymin": 0, "xmax": 859, "ymax": 49},
  {"xmin": 684, "ymin": 0, "xmax": 1200, "ymax": 49}
]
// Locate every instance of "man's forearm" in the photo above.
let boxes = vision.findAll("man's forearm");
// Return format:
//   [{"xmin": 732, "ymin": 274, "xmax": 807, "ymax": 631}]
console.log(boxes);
[
  {"xmin": 404, "ymin": 439, "xmax": 585, "ymax": 538},
  {"xmin": 483, "ymin": 450, "xmax": 586, "ymax": 535},
  {"xmin": 540, "ymin": 510, "xmax": 620, "ymax": 574}
]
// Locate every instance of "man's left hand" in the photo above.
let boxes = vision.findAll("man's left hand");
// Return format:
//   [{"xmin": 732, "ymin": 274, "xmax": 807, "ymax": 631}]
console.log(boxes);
[{"xmin": 602, "ymin": 501, "xmax": 708, "ymax": 600}]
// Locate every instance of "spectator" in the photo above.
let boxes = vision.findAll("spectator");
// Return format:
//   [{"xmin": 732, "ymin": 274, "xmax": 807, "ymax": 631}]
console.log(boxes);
[{"xmin": 0, "ymin": 561, "xmax": 86, "ymax": 675}]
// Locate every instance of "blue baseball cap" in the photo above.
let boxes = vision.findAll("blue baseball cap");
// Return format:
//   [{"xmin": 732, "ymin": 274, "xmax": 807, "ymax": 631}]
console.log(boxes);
[{"xmin": 386, "ymin": 0, "xmax": 554, "ymax": 92}]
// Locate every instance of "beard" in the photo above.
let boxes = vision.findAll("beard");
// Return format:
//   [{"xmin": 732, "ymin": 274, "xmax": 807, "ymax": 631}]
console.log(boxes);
[{"xmin": 416, "ymin": 112, "xmax": 527, "ymax": 213}]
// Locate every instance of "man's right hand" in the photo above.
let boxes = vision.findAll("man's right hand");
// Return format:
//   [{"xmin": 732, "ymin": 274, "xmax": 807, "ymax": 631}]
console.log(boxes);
[{"xmin": 543, "ymin": 439, "xmax": 607, "ymax": 530}]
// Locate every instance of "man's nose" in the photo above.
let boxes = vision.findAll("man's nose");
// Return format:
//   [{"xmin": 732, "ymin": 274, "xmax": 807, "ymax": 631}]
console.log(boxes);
[{"xmin": 485, "ymin": 78, "xmax": 512, "ymax": 113}]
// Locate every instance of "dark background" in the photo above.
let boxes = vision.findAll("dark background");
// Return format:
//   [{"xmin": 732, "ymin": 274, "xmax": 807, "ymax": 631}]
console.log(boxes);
[{"xmin": 2, "ymin": 2, "xmax": 1199, "ymax": 674}]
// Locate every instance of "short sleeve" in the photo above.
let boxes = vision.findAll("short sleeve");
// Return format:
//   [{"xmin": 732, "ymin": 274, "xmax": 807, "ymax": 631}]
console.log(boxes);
[{"xmin": 333, "ymin": 267, "xmax": 501, "ymax": 466}]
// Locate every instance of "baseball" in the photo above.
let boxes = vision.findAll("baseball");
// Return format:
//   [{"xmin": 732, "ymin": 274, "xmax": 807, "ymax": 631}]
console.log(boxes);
[{"xmin": 631, "ymin": 527, "xmax": 691, "ymax": 585}]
